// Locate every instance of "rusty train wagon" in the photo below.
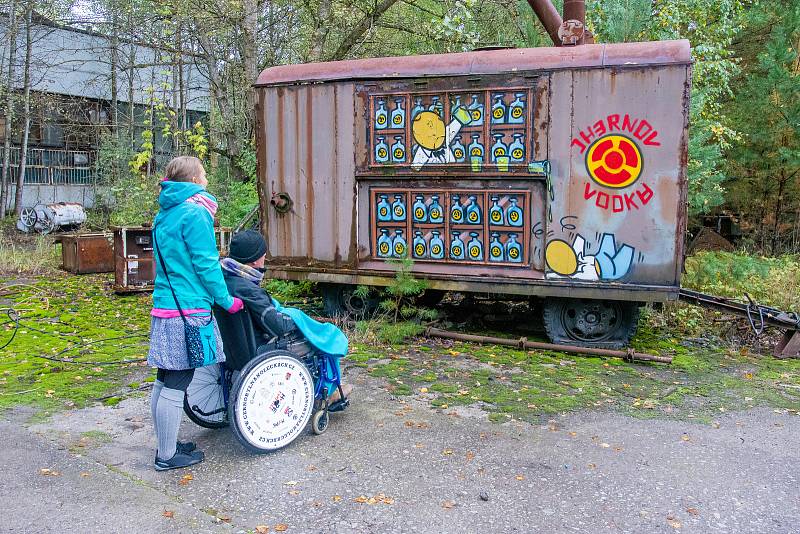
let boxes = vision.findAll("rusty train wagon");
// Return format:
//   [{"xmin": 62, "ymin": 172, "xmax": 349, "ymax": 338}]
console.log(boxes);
[{"xmin": 254, "ymin": 40, "xmax": 691, "ymax": 347}]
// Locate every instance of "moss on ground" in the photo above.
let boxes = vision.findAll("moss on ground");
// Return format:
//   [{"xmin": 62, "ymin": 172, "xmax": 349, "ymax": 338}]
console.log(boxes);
[{"xmin": 0, "ymin": 273, "xmax": 151, "ymax": 417}]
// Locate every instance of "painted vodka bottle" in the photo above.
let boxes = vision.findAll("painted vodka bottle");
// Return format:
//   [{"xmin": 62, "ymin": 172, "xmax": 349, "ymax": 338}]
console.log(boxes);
[
  {"xmin": 451, "ymin": 95, "xmax": 465, "ymax": 122},
  {"xmin": 375, "ymin": 99, "xmax": 388, "ymax": 130},
  {"xmin": 429, "ymin": 231, "xmax": 445, "ymax": 259},
  {"xmin": 490, "ymin": 94, "xmax": 506, "ymax": 124},
  {"xmin": 506, "ymin": 233, "xmax": 522, "ymax": 263},
  {"xmin": 466, "ymin": 232, "xmax": 483, "ymax": 261},
  {"xmin": 377, "ymin": 228, "xmax": 392, "ymax": 258},
  {"xmin": 465, "ymin": 195, "xmax": 482, "ymax": 225},
  {"xmin": 429, "ymin": 95, "xmax": 443, "ymax": 117},
  {"xmin": 450, "ymin": 194, "xmax": 465, "ymax": 224},
  {"xmin": 391, "ymin": 136, "xmax": 406, "ymax": 163},
  {"xmin": 489, "ymin": 233, "xmax": 505, "ymax": 262},
  {"xmin": 467, "ymin": 94, "xmax": 484, "ymax": 126},
  {"xmin": 392, "ymin": 229, "xmax": 407, "ymax": 258},
  {"xmin": 412, "ymin": 231, "xmax": 427, "ymax": 259},
  {"xmin": 412, "ymin": 195, "xmax": 427, "ymax": 223},
  {"xmin": 391, "ymin": 194, "xmax": 406, "ymax": 222},
  {"xmin": 488, "ymin": 196, "xmax": 504, "ymax": 226},
  {"xmin": 506, "ymin": 197, "xmax": 523, "ymax": 227},
  {"xmin": 452, "ymin": 135, "xmax": 466, "ymax": 163},
  {"xmin": 509, "ymin": 133, "xmax": 525, "ymax": 163},
  {"xmin": 467, "ymin": 134, "xmax": 484, "ymax": 161},
  {"xmin": 376, "ymin": 194, "xmax": 392, "ymax": 222},
  {"xmin": 490, "ymin": 133, "xmax": 508, "ymax": 163},
  {"xmin": 375, "ymin": 136, "xmax": 389, "ymax": 163},
  {"xmin": 390, "ymin": 98, "xmax": 405, "ymax": 129},
  {"xmin": 508, "ymin": 93, "xmax": 525, "ymax": 124},
  {"xmin": 449, "ymin": 231, "xmax": 465, "ymax": 260},
  {"xmin": 428, "ymin": 195, "xmax": 443, "ymax": 223},
  {"xmin": 411, "ymin": 97, "xmax": 425, "ymax": 121}
]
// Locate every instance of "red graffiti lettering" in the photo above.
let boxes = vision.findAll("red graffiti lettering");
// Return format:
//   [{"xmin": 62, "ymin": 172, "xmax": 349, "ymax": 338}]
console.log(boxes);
[
  {"xmin": 571, "ymin": 138, "xmax": 587, "ymax": 153},
  {"xmin": 579, "ymin": 126, "xmax": 595, "ymax": 147},
  {"xmin": 607, "ymin": 114, "xmax": 620, "ymax": 132},
  {"xmin": 636, "ymin": 183, "xmax": 654, "ymax": 205},
  {"xmin": 622, "ymin": 114, "xmax": 638, "ymax": 134},
  {"xmin": 593, "ymin": 120, "xmax": 607, "ymax": 137},
  {"xmin": 584, "ymin": 182, "xmax": 597, "ymax": 200},
  {"xmin": 644, "ymin": 130, "xmax": 661, "ymax": 147},
  {"xmin": 571, "ymin": 114, "xmax": 660, "ymax": 153},
  {"xmin": 612, "ymin": 195, "xmax": 624, "ymax": 212},
  {"xmin": 596, "ymin": 192, "xmax": 610, "ymax": 210},
  {"xmin": 624, "ymin": 192, "xmax": 639, "ymax": 210}
]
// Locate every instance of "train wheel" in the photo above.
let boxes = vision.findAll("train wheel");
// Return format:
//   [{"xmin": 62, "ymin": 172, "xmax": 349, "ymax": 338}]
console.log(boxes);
[
  {"xmin": 320, "ymin": 284, "xmax": 378, "ymax": 318},
  {"xmin": 543, "ymin": 298, "xmax": 639, "ymax": 349},
  {"xmin": 229, "ymin": 351, "xmax": 315, "ymax": 453}
]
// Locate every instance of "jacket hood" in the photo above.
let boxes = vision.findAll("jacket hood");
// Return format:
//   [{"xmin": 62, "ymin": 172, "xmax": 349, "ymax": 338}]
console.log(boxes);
[{"xmin": 158, "ymin": 181, "xmax": 206, "ymax": 210}]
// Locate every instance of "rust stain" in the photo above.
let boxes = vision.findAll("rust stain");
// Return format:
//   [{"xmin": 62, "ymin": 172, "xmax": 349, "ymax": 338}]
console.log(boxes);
[{"xmin": 305, "ymin": 88, "xmax": 315, "ymax": 259}]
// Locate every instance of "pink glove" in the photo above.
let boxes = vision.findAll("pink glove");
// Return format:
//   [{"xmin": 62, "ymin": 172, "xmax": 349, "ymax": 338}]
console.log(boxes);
[{"xmin": 227, "ymin": 297, "xmax": 244, "ymax": 314}]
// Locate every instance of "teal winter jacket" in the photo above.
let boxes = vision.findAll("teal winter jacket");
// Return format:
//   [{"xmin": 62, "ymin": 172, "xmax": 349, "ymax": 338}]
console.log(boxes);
[{"xmin": 151, "ymin": 181, "xmax": 234, "ymax": 311}]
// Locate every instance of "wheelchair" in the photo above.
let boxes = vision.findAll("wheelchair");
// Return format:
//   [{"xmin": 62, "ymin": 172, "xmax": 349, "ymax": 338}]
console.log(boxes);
[{"xmin": 183, "ymin": 306, "xmax": 349, "ymax": 453}]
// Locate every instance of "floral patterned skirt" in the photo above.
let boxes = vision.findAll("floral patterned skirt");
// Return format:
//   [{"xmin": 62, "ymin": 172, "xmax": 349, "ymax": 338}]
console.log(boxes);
[{"xmin": 147, "ymin": 314, "xmax": 226, "ymax": 370}]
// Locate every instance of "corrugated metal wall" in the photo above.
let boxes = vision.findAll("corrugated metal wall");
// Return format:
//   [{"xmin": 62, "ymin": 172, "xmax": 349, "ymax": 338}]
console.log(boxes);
[{"xmin": 259, "ymin": 83, "xmax": 357, "ymax": 266}]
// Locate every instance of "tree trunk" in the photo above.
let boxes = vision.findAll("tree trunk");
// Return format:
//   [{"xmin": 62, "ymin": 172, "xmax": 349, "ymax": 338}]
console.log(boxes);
[
  {"xmin": 309, "ymin": 0, "xmax": 332, "ymax": 61},
  {"xmin": 0, "ymin": 0, "xmax": 19, "ymax": 219},
  {"xmin": 771, "ymin": 170, "xmax": 787, "ymax": 255},
  {"xmin": 110, "ymin": 6, "xmax": 119, "ymax": 141},
  {"xmin": 241, "ymin": 0, "xmax": 258, "ymax": 137},
  {"xmin": 328, "ymin": 0, "xmax": 401, "ymax": 61},
  {"xmin": 13, "ymin": 4, "xmax": 32, "ymax": 216}
]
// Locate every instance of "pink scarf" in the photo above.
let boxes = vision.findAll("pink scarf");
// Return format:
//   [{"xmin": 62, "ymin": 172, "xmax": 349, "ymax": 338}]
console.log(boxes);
[{"xmin": 185, "ymin": 193, "xmax": 218, "ymax": 218}]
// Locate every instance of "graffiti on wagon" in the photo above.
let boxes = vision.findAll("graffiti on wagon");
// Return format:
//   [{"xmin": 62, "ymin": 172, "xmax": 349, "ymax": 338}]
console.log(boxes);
[{"xmin": 572, "ymin": 114, "xmax": 661, "ymax": 213}]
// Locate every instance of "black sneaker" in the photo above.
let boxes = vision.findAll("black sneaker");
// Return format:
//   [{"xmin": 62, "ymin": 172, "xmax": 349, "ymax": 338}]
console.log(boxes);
[
  {"xmin": 154, "ymin": 441, "xmax": 197, "ymax": 462},
  {"xmin": 154, "ymin": 449, "xmax": 204, "ymax": 471}
]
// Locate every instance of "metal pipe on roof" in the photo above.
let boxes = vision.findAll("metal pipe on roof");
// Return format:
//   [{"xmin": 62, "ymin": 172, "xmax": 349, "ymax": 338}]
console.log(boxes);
[
  {"xmin": 563, "ymin": 0, "xmax": 586, "ymax": 25},
  {"xmin": 525, "ymin": 0, "xmax": 563, "ymax": 47}
]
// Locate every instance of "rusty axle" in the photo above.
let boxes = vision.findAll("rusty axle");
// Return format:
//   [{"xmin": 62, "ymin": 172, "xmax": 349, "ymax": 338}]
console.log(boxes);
[{"xmin": 425, "ymin": 327, "xmax": 672, "ymax": 364}]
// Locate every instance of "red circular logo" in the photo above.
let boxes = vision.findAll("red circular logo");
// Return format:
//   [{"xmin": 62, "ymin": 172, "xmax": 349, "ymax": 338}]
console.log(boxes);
[{"xmin": 585, "ymin": 134, "xmax": 643, "ymax": 188}]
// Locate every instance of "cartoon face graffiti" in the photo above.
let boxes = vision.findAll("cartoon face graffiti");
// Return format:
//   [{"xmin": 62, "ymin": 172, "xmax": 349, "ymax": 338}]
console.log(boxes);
[
  {"xmin": 411, "ymin": 109, "xmax": 472, "ymax": 170},
  {"xmin": 545, "ymin": 233, "xmax": 634, "ymax": 281}
]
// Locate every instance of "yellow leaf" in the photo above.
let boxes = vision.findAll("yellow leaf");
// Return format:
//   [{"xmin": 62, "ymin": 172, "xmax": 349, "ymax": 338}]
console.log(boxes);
[
  {"xmin": 443, "ymin": 448, "xmax": 454, "ymax": 455},
  {"xmin": 568, "ymin": 432, "xmax": 577, "ymax": 437},
  {"xmin": 382, "ymin": 497, "xmax": 395, "ymax": 505},
  {"xmin": 466, "ymin": 451, "xmax": 475, "ymax": 461},
  {"xmin": 80, "ymin": 472, "xmax": 90, "ymax": 477},
  {"xmin": 686, "ymin": 507, "xmax": 699, "ymax": 516},
  {"xmin": 332, "ymin": 495, "xmax": 342, "ymax": 502},
  {"xmin": 275, "ymin": 524, "xmax": 288, "ymax": 532},
  {"xmin": 442, "ymin": 500, "xmax": 456, "ymax": 509},
  {"xmin": 354, "ymin": 495, "xmax": 368, "ymax": 503},
  {"xmin": 179, "ymin": 474, "xmax": 193, "ymax": 486},
  {"xmin": 419, "ymin": 387, "xmax": 428, "ymax": 393},
  {"xmin": 283, "ymin": 480, "xmax": 298, "ymax": 486},
  {"xmin": 743, "ymin": 372, "xmax": 753, "ymax": 380},
  {"xmin": 515, "ymin": 474, "xmax": 524, "ymax": 481},
  {"xmin": 667, "ymin": 519, "xmax": 681, "ymax": 529},
  {"xmin": 681, "ymin": 434, "xmax": 690, "ymax": 442},
  {"xmin": 288, "ymin": 490, "xmax": 300, "ymax": 496},
  {"xmin": 255, "ymin": 526, "xmax": 270, "ymax": 534}
]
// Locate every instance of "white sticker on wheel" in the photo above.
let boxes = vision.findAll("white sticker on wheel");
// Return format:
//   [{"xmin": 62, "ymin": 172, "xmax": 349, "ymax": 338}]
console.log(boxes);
[{"xmin": 235, "ymin": 355, "xmax": 314, "ymax": 450}]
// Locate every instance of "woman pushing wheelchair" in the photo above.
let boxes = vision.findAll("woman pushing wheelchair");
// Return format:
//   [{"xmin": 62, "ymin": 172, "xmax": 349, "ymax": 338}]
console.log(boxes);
[{"xmin": 148, "ymin": 156, "xmax": 350, "ymax": 470}]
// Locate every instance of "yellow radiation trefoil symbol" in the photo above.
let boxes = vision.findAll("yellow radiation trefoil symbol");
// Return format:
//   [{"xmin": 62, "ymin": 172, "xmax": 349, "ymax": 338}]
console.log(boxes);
[{"xmin": 585, "ymin": 134, "xmax": 643, "ymax": 189}]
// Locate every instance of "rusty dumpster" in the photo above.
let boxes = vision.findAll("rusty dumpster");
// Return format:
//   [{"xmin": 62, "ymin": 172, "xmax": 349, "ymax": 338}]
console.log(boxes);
[
  {"xmin": 59, "ymin": 232, "xmax": 115, "ymax": 274},
  {"xmin": 253, "ymin": 40, "xmax": 691, "ymax": 347}
]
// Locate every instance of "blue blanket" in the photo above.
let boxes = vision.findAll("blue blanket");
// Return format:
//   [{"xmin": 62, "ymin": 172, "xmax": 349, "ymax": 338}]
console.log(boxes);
[{"xmin": 271, "ymin": 298, "xmax": 348, "ymax": 356}]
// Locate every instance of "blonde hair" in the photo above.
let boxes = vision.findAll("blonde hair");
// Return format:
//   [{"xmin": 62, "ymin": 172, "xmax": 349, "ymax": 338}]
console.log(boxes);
[{"xmin": 164, "ymin": 156, "xmax": 205, "ymax": 183}]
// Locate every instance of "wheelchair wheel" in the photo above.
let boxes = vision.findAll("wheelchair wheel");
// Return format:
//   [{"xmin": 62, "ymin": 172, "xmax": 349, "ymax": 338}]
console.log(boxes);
[
  {"xmin": 229, "ymin": 350, "xmax": 315, "ymax": 453},
  {"xmin": 311, "ymin": 409, "xmax": 329, "ymax": 435},
  {"xmin": 183, "ymin": 364, "xmax": 229, "ymax": 429}
]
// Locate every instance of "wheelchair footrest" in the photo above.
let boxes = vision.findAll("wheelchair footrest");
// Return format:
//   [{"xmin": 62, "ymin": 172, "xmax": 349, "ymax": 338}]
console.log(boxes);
[{"xmin": 328, "ymin": 398, "xmax": 349, "ymax": 413}]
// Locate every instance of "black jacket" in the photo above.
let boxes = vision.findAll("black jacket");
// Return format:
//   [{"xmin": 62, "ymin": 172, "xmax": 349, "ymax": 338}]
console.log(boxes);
[{"xmin": 222, "ymin": 272, "xmax": 295, "ymax": 340}]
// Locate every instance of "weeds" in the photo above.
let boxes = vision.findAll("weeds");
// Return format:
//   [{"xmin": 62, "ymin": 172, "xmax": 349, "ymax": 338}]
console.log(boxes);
[{"xmin": 0, "ymin": 226, "xmax": 60, "ymax": 275}]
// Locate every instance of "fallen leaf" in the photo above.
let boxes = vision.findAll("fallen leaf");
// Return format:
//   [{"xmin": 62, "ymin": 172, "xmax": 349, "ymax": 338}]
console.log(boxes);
[
  {"xmin": 288, "ymin": 490, "xmax": 300, "ymax": 496},
  {"xmin": 743, "ymin": 372, "xmax": 753, "ymax": 380},
  {"xmin": 162, "ymin": 510, "xmax": 174, "ymax": 519},
  {"xmin": 466, "ymin": 451, "xmax": 475, "ymax": 461},
  {"xmin": 255, "ymin": 526, "xmax": 270, "ymax": 534},
  {"xmin": 179, "ymin": 474, "xmax": 193, "ymax": 486},
  {"xmin": 80, "ymin": 472, "xmax": 90, "ymax": 477},
  {"xmin": 382, "ymin": 497, "xmax": 395, "ymax": 505},
  {"xmin": 354, "ymin": 495, "xmax": 369, "ymax": 503},
  {"xmin": 600, "ymin": 443, "xmax": 610, "ymax": 448},
  {"xmin": 587, "ymin": 463, "xmax": 597, "ymax": 469},
  {"xmin": 442, "ymin": 500, "xmax": 456, "ymax": 509},
  {"xmin": 515, "ymin": 475, "xmax": 525, "ymax": 481},
  {"xmin": 667, "ymin": 519, "xmax": 681, "ymax": 529},
  {"xmin": 414, "ymin": 442, "xmax": 424, "ymax": 448},
  {"xmin": 681, "ymin": 434, "xmax": 690, "ymax": 442},
  {"xmin": 419, "ymin": 387, "xmax": 428, "ymax": 393},
  {"xmin": 218, "ymin": 515, "xmax": 231, "ymax": 523},
  {"xmin": 39, "ymin": 468, "xmax": 60, "ymax": 476},
  {"xmin": 568, "ymin": 432, "xmax": 577, "ymax": 437},
  {"xmin": 443, "ymin": 448, "xmax": 454, "ymax": 455},
  {"xmin": 687, "ymin": 507, "xmax": 699, "ymax": 516},
  {"xmin": 283, "ymin": 480, "xmax": 298, "ymax": 486},
  {"xmin": 275, "ymin": 524, "xmax": 288, "ymax": 532},
  {"xmin": 332, "ymin": 495, "xmax": 342, "ymax": 502}
]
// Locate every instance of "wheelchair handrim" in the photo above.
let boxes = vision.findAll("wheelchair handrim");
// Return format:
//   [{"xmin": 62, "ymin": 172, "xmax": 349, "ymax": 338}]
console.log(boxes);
[{"xmin": 233, "ymin": 354, "xmax": 314, "ymax": 451}]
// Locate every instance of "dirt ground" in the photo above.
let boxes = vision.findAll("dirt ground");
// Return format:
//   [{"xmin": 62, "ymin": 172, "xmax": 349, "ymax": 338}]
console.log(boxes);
[{"xmin": 2, "ymin": 364, "xmax": 800, "ymax": 534}]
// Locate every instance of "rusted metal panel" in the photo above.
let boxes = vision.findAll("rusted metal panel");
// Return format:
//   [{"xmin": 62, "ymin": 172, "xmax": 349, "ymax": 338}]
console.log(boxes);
[
  {"xmin": 261, "ymin": 83, "xmax": 357, "ymax": 265},
  {"xmin": 60, "ymin": 232, "xmax": 114, "ymax": 274},
  {"xmin": 255, "ymin": 41, "xmax": 690, "ymax": 87}
]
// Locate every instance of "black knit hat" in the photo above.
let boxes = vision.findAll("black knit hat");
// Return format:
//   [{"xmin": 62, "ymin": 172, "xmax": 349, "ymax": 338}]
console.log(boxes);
[{"xmin": 229, "ymin": 230, "xmax": 267, "ymax": 264}]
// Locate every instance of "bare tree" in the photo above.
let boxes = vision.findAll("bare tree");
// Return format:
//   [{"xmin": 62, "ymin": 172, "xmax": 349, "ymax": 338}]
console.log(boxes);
[
  {"xmin": 0, "ymin": 1, "xmax": 19, "ymax": 218},
  {"xmin": 13, "ymin": 1, "xmax": 33, "ymax": 215}
]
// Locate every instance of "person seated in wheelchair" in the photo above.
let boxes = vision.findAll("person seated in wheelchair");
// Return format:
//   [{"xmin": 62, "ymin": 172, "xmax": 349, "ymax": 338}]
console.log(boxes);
[{"xmin": 219, "ymin": 230, "xmax": 353, "ymax": 403}]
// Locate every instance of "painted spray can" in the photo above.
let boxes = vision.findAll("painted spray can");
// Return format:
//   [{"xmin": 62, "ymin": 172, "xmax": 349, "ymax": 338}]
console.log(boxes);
[
  {"xmin": 489, "ymin": 233, "xmax": 505, "ymax": 262},
  {"xmin": 375, "ymin": 99, "xmax": 388, "ymax": 130},
  {"xmin": 467, "ymin": 232, "xmax": 483, "ymax": 261},
  {"xmin": 429, "ymin": 231, "xmax": 445, "ymax": 259},
  {"xmin": 506, "ymin": 232, "xmax": 522, "ymax": 263},
  {"xmin": 506, "ymin": 197, "xmax": 523, "ymax": 227},
  {"xmin": 376, "ymin": 194, "xmax": 392, "ymax": 222},
  {"xmin": 450, "ymin": 194, "xmax": 465, "ymax": 224},
  {"xmin": 412, "ymin": 195, "xmax": 427, "ymax": 223},
  {"xmin": 428, "ymin": 195, "xmax": 443, "ymax": 223},
  {"xmin": 413, "ymin": 231, "xmax": 427, "ymax": 259},
  {"xmin": 391, "ymin": 98, "xmax": 405, "ymax": 128},
  {"xmin": 392, "ymin": 194, "xmax": 406, "ymax": 222},
  {"xmin": 450, "ymin": 231, "xmax": 465, "ymax": 260},
  {"xmin": 377, "ymin": 228, "xmax": 392, "ymax": 258},
  {"xmin": 391, "ymin": 136, "xmax": 406, "ymax": 163},
  {"xmin": 375, "ymin": 136, "xmax": 389, "ymax": 163},
  {"xmin": 508, "ymin": 93, "xmax": 525, "ymax": 124},
  {"xmin": 465, "ymin": 195, "xmax": 482, "ymax": 225},
  {"xmin": 489, "ymin": 196, "xmax": 504, "ymax": 226},
  {"xmin": 392, "ymin": 229, "xmax": 407, "ymax": 258}
]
